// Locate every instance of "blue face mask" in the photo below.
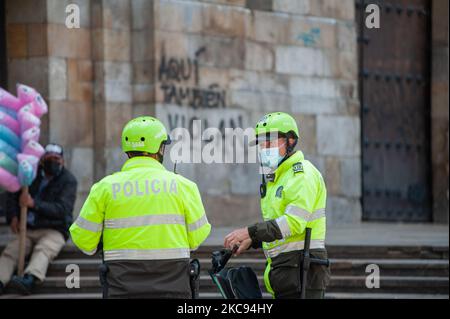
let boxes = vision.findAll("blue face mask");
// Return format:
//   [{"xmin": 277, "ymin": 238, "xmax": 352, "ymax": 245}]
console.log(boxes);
[{"xmin": 259, "ymin": 144, "xmax": 285, "ymax": 171}]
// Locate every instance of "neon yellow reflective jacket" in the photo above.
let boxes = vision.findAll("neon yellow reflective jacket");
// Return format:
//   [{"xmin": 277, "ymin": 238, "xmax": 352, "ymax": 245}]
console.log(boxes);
[
  {"xmin": 69, "ymin": 156, "xmax": 211, "ymax": 261},
  {"xmin": 260, "ymin": 151, "xmax": 327, "ymax": 294}
]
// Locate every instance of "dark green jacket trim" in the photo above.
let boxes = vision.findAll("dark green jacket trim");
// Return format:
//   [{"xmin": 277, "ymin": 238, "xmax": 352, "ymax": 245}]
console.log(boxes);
[{"xmin": 248, "ymin": 220, "xmax": 283, "ymax": 249}]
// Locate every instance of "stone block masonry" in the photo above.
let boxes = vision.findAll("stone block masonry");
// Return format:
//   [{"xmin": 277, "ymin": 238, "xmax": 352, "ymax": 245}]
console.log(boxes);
[{"xmin": 4, "ymin": 0, "xmax": 362, "ymax": 226}]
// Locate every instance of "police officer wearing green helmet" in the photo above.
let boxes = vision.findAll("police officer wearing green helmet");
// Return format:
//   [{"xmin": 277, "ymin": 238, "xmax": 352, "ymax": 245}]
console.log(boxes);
[
  {"xmin": 224, "ymin": 112, "xmax": 330, "ymax": 299},
  {"xmin": 70, "ymin": 116, "xmax": 211, "ymax": 298}
]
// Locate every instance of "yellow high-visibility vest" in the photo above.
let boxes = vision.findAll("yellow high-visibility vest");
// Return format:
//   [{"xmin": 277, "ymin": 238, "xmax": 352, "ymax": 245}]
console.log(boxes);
[
  {"xmin": 69, "ymin": 156, "xmax": 211, "ymax": 261},
  {"xmin": 261, "ymin": 151, "xmax": 327, "ymax": 295}
]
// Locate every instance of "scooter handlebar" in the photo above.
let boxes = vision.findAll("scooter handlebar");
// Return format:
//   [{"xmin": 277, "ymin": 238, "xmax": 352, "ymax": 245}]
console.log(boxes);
[{"xmin": 309, "ymin": 257, "xmax": 330, "ymax": 267}]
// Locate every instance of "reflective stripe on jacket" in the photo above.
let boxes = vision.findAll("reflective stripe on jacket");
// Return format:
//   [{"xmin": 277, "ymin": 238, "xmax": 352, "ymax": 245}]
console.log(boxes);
[
  {"xmin": 257, "ymin": 151, "xmax": 327, "ymax": 295},
  {"xmin": 69, "ymin": 156, "xmax": 211, "ymax": 262}
]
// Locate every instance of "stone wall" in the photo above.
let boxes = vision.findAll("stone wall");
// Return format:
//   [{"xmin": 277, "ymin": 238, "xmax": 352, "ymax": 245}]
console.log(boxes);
[
  {"xmin": 152, "ymin": 0, "xmax": 361, "ymax": 226},
  {"xmin": 4, "ymin": 0, "xmax": 361, "ymax": 226}
]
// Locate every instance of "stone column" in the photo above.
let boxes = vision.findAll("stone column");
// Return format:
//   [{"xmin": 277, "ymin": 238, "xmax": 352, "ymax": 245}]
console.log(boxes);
[
  {"xmin": 91, "ymin": 0, "xmax": 132, "ymax": 180},
  {"xmin": 46, "ymin": 0, "xmax": 95, "ymax": 214},
  {"xmin": 5, "ymin": 0, "xmax": 96, "ymax": 213},
  {"xmin": 5, "ymin": 0, "xmax": 49, "ymax": 142},
  {"xmin": 131, "ymin": 0, "xmax": 156, "ymax": 118}
]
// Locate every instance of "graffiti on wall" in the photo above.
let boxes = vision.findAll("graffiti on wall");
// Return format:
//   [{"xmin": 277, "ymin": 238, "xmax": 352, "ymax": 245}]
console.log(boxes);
[
  {"xmin": 159, "ymin": 47, "xmax": 226, "ymax": 109},
  {"xmin": 166, "ymin": 109, "xmax": 244, "ymax": 135},
  {"xmin": 157, "ymin": 46, "xmax": 247, "ymax": 138},
  {"xmin": 156, "ymin": 104, "xmax": 254, "ymax": 165},
  {"xmin": 297, "ymin": 27, "xmax": 321, "ymax": 47}
]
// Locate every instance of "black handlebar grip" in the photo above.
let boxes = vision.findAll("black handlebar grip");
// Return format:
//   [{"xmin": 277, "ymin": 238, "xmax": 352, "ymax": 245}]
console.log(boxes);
[{"xmin": 310, "ymin": 258, "xmax": 330, "ymax": 267}]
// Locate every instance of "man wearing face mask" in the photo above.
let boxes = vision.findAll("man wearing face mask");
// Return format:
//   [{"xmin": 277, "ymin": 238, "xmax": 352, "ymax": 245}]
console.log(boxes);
[
  {"xmin": 224, "ymin": 112, "xmax": 330, "ymax": 299},
  {"xmin": 70, "ymin": 116, "xmax": 211, "ymax": 298},
  {"xmin": 0, "ymin": 144, "xmax": 77, "ymax": 295}
]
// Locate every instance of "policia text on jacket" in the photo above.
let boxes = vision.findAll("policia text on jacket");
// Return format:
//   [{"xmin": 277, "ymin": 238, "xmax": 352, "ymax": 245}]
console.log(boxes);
[{"xmin": 70, "ymin": 117, "xmax": 211, "ymax": 298}]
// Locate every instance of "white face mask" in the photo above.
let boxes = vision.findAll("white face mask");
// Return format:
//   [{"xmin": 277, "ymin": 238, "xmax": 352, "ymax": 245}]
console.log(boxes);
[{"xmin": 258, "ymin": 143, "xmax": 285, "ymax": 171}]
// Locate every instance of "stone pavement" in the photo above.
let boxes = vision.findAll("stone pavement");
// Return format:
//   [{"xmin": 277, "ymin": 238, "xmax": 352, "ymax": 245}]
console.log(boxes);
[
  {"xmin": 203, "ymin": 223, "xmax": 449, "ymax": 247},
  {"xmin": 1, "ymin": 222, "xmax": 447, "ymax": 248}
]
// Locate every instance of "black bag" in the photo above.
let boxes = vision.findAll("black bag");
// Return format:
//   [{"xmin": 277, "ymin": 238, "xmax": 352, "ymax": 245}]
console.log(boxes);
[{"xmin": 209, "ymin": 249, "xmax": 262, "ymax": 299}]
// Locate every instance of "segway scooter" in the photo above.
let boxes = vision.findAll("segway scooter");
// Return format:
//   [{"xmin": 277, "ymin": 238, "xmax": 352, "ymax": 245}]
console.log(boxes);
[
  {"xmin": 209, "ymin": 228, "xmax": 330, "ymax": 299},
  {"xmin": 209, "ymin": 246, "xmax": 263, "ymax": 299}
]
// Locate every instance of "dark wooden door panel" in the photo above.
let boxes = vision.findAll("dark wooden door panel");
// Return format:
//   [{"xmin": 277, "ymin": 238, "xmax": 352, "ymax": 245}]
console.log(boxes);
[{"xmin": 357, "ymin": 0, "xmax": 432, "ymax": 222}]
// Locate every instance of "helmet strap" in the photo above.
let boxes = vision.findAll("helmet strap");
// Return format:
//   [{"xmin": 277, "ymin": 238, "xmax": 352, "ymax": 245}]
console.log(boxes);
[
  {"xmin": 286, "ymin": 136, "xmax": 298, "ymax": 154},
  {"xmin": 156, "ymin": 144, "xmax": 166, "ymax": 163},
  {"xmin": 277, "ymin": 136, "xmax": 297, "ymax": 167}
]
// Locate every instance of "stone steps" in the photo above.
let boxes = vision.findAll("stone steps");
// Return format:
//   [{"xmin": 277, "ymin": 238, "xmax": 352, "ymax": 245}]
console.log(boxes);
[
  {"xmin": 47, "ymin": 245, "xmax": 449, "ymax": 260},
  {"xmin": 3, "ymin": 292, "xmax": 449, "ymax": 300},
  {"xmin": 1, "ymin": 244, "xmax": 448, "ymax": 299},
  {"xmin": 3, "ymin": 274, "xmax": 448, "ymax": 295},
  {"xmin": 201, "ymin": 275, "xmax": 449, "ymax": 294},
  {"xmin": 45, "ymin": 257, "xmax": 449, "ymax": 277}
]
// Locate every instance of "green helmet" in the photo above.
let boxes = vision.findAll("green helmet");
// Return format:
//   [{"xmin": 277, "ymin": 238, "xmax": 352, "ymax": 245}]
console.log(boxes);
[
  {"xmin": 255, "ymin": 112, "xmax": 299, "ymax": 138},
  {"xmin": 121, "ymin": 116, "xmax": 171, "ymax": 154}
]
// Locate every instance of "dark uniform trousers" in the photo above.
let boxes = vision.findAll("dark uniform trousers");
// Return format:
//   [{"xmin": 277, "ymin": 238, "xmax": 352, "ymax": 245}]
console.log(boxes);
[
  {"xmin": 105, "ymin": 259, "xmax": 192, "ymax": 299},
  {"xmin": 268, "ymin": 249, "xmax": 331, "ymax": 299}
]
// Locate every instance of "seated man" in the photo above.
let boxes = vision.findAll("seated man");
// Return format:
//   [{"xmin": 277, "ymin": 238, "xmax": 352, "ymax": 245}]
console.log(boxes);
[{"xmin": 0, "ymin": 144, "xmax": 77, "ymax": 295}]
